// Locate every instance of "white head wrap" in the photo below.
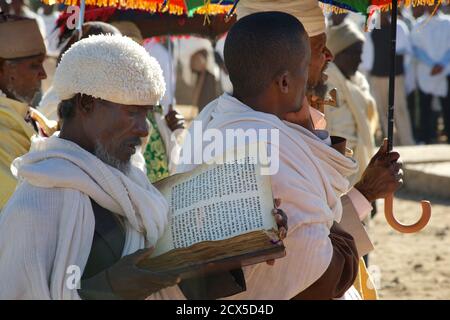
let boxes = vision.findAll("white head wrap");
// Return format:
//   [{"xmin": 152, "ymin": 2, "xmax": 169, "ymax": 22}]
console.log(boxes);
[
  {"xmin": 53, "ymin": 34, "xmax": 165, "ymax": 106},
  {"xmin": 236, "ymin": 0, "xmax": 326, "ymax": 37},
  {"xmin": 177, "ymin": 37, "xmax": 220, "ymax": 86},
  {"xmin": 326, "ymin": 20, "xmax": 365, "ymax": 56}
]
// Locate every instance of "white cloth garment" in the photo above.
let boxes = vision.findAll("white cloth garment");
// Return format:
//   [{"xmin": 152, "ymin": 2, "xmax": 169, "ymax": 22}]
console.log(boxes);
[
  {"xmin": 215, "ymin": 36, "xmax": 233, "ymax": 94},
  {"xmin": 0, "ymin": 134, "xmax": 168, "ymax": 299},
  {"xmin": 410, "ymin": 12, "xmax": 450, "ymax": 97},
  {"xmin": 177, "ymin": 37, "xmax": 220, "ymax": 88},
  {"xmin": 144, "ymin": 40, "xmax": 177, "ymax": 111},
  {"xmin": 325, "ymin": 63, "xmax": 378, "ymax": 185},
  {"xmin": 37, "ymin": 8, "xmax": 60, "ymax": 57},
  {"xmin": 38, "ymin": 86, "xmax": 59, "ymax": 121},
  {"xmin": 152, "ymin": 109, "xmax": 182, "ymax": 175},
  {"xmin": 157, "ymin": 93, "xmax": 359, "ymax": 300},
  {"xmin": 360, "ymin": 19, "xmax": 411, "ymax": 73}
]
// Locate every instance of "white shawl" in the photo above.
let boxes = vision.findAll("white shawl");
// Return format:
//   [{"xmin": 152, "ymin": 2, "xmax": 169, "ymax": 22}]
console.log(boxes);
[
  {"xmin": 0, "ymin": 135, "xmax": 168, "ymax": 299},
  {"xmin": 163, "ymin": 94, "xmax": 358, "ymax": 299},
  {"xmin": 325, "ymin": 63, "xmax": 378, "ymax": 185}
]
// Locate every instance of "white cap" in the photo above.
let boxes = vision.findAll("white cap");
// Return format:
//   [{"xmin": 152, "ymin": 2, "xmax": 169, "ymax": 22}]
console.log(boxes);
[{"xmin": 54, "ymin": 34, "xmax": 166, "ymax": 106}]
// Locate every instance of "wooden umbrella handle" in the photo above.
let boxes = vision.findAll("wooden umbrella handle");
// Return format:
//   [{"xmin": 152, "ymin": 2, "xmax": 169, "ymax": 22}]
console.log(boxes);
[{"xmin": 384, "ymin": 194, "xmax": 431, "ymax": 233}]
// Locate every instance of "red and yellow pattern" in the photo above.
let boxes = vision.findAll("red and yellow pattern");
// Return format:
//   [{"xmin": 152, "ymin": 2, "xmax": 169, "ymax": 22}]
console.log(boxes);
[{"xmin": 43, "ymin": 0, "xmax": 234, "ymax": 16}]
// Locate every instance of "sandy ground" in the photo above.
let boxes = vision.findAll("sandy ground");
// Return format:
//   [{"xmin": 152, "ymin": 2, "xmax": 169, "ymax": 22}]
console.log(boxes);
[{"xmin": 369, "ymin": 191, "xmax": 450, "ymax": 299}]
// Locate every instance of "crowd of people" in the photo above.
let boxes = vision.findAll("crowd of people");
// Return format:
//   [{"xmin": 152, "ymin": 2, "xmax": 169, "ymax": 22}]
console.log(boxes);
[{"xmin": 0, "ymin": 0, "xmax": 445, "ymax": 300}]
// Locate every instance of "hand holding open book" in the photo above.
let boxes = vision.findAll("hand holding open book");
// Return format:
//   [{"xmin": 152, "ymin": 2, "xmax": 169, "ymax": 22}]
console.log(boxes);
[{"xmin": 138, "ymin": 154, "xmax": 287, "ymax": 280}]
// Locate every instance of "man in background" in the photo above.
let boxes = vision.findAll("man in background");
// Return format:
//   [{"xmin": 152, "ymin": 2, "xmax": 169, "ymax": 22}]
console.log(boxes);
[
  {"xmin": 325, "ymin": 21, "xmax": 379, "ymax": 186},
  {"xmin": 361, "ymin": 10, "xmax": 415, "ymax": 145},
  {"xmin": 0, "ymin": 15, "xmax": 52, "ymax": 210},
  {"xmin": 410, "ymin": 4, "xmax": 450, "ymax": 144}
]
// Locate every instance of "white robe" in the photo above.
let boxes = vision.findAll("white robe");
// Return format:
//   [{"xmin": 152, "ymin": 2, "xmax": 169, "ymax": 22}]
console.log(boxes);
[
  {"xmin": 325, "ymin": 63, "xmax": 378, "ymax": 185},
  {"xmin": 154, "ymin": 93, "xmax": 359, "ymax": 299},
  {"xmin": 0, "ymin": 134, "xmax": 168, "ymax": 299},
  {"xmin": 410, "ymin": 12, "xmax": 450, "ymax": 97}
]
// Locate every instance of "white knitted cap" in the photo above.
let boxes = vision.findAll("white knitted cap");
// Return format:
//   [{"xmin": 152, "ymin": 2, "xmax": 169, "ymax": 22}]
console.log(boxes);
[{"xmin": 53, "ymin": 34, "xmax": 166, "ymax": 106}]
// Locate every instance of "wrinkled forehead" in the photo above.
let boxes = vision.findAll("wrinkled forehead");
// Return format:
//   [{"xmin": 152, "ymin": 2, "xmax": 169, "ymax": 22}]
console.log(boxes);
[
  {"xmin": 309, "ymin": 33, "xmax": 327, "ymax": 52},
  {"xmin": 92, "ymin": 97, "xmax": 154, "ymax": 111},
  {"xmin": 1, "ymin": 53, "xmax": 45, "ymax": 66}
]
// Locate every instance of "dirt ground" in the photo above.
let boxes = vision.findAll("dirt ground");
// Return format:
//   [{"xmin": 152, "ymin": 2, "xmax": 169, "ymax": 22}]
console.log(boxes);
[{"xmin": 369, "ymin": 191, "xmax": 450, "ymax": 299}]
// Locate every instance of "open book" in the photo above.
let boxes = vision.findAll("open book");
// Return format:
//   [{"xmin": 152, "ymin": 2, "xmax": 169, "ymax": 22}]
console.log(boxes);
[{"xmin": 138, "ymin": 149, "xmax": 285, "ymax": 279}]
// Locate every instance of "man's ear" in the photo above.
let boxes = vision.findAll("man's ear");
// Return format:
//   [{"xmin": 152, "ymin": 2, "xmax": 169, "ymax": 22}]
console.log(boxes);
[
  {"xmin": 76, "ymin": 94, "xmax": 95, "ymax": 115},
  {"xmin": 276, "ymin": 71, "xmax": 290, "ymax": 94}
]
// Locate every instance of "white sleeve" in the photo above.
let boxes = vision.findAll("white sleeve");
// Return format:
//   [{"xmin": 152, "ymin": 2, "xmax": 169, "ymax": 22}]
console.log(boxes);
[
  {"xmin": 360, "ymin": 33, "xmax": 374, "ymax": 72},
  {"xmin": 396, "ymin": 20, "xmax": 411, "ymax": 55},
  {"xmin": 0, "ymin": 184, "xmax": 64, "ymax": 299}
]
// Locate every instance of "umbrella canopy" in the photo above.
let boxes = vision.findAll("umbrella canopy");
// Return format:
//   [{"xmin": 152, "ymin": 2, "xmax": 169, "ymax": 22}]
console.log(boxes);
[
  {"xmin": 43, "ymin": 0, "xmax": 235, "ymax": 16},
  {"xmin": 319, "ymin": 0, "xmax": 442, "ymax": 15},
  {"xmin": 55, "ymin": 7, "xmax": 235, "ymax": 41}
]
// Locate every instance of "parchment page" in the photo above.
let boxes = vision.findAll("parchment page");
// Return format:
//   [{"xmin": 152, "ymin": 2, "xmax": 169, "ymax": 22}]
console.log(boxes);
[{"xmin": 152, "ymin": 144, "xmax": 276, "ymax": 257}]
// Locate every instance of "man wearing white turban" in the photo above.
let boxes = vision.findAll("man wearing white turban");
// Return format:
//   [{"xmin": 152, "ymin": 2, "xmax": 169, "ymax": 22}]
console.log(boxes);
[
  {"xmin": 172, "ymin": 10, "xmax": 402, "ymax": 300},
  {"xmin": 234, "ymin": 1, "xmax": 403, "ymax": 300},
  {"xmin": 237, "ymin": 0, "xmax": 331, "ymax": 96}
]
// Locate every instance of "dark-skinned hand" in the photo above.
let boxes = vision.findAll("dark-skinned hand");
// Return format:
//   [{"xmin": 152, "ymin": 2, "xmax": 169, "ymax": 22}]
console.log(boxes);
[
  {"xmin": 431, "ymin": 64, "xmax": 444, "ymax": 76},
  {"xmin": 266, "ymin": 198, "xmax": 288, "ymax": 266},
  {"xmin": 106, "ymin": 247, "xmax": 180, "ymax": 300},
  {"xmin": 354, "ymin": 139, "xmax": 403, "ymax": 203},
  {"xmin": 165, "ymin": 105, "xmax": 185, "ymax": 131}
]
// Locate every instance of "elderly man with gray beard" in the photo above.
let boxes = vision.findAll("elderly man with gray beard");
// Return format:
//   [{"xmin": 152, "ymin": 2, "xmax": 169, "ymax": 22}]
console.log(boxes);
[
  {"xmin": 0, "ymin": 15, "xmax": 52, "ymax": 210},
  {"xmin": 0, "ymin": 34, "xmax": 287, "ymax": 300},
  {"xmin": 0, "ymin": 34, "xmax": 178, "ymax": 299}
]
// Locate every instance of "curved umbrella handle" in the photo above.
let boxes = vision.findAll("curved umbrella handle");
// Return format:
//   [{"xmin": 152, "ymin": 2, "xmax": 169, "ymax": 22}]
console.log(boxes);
[{"xmin": 384, "ymin": 194, "xmax": 431, "ymax": 233}]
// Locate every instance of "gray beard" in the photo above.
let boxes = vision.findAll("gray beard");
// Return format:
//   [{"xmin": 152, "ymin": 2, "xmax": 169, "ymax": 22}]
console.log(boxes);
[
  {"xmin": 6, "ymin": 84, "xmax": 36, "ymax": 105},
  {"xmin": 94, "ymin": 142, "xmax": 131, "ymax": 174}
]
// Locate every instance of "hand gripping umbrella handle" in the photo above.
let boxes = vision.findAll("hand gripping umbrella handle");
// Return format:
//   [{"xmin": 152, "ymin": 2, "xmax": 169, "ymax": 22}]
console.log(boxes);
[{"xmin": 384, "ymin": 193, "xmax": 431, "ymax": 233}]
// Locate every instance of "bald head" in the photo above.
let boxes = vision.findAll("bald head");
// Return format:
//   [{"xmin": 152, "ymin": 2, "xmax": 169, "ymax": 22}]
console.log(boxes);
[{"xmin": 224, "ymin": 11, "xmax": 310, "ymax": 98}]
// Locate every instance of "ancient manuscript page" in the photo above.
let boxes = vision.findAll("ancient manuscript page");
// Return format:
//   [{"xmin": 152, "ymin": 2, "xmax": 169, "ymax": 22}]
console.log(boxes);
[{"xmin": 152, "ymin": 145, "xmax": 276, "ymax": 257}]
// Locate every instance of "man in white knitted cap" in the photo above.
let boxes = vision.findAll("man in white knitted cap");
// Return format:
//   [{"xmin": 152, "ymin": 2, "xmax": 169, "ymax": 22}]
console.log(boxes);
[
  {"xmin": 0, "ymin": 34, "xmax": 286, "ymax": 300},
  {"xmin": 0, "ymin": 34, "xmax": 178, "ymax": 299}
]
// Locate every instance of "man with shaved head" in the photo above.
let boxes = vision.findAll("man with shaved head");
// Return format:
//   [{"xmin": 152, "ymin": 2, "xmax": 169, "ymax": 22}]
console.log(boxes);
[{"xmin": 175, "ymin": 11, "xmax": 363, "ymax": 300}]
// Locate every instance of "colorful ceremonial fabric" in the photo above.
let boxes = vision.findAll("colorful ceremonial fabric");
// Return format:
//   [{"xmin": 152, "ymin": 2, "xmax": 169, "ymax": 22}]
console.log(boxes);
[
  {"xmin": 144, "ymin": 107, "xmax": 170, "ymax": 183},
  {"xmin": 319, "ymin": 0, "xmax": 441, "ymax": 15},
  {"xmin": 43, "ymin": 0, "xmax": 234, "ymax": 16}
]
